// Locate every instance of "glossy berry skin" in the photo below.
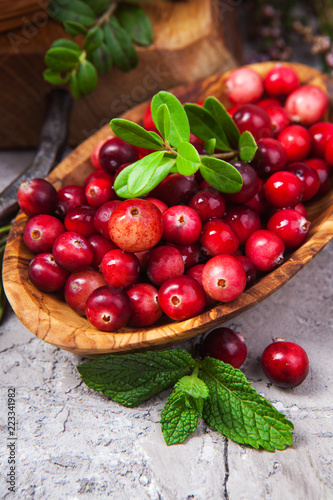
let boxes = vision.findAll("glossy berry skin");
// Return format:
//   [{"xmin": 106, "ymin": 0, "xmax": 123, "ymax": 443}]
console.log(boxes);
[
  {"xmin": 100, "ymin": 249, "xmax": 140, "ymax": 289},
  {"xmin": 98, "ymin": 137, "xmax": 139, "ymax": 175},
  {"xmin": 285, "ymin": 85, "xmax": 328, "ymax": 126},
  {"xmin": 224, "ymin": 67, "xmax": 264, "ymax": 104},
  {"xmin": 245, "ymin": 229, "xmax": 285, "ymax": 272},
  {"xmin": 233, "ymin": 104, "xmax": 273, "ymax": 141},
  {"xmin": 85, "ymin": 178, "xmax": 117, "ymax": 208},
  {"xmin": 109, "ymin": 198, "xmax": 163, "ymax": 252},
  {"xmin": 168, "ymin": 241, "xmax": 204, "ymax": 270},
  {"xmin": 85, "ymin": 285, "xmax": 132, "ymax": 331},
  {"xmin": 145, "ymin": 197, "xmax": 168, "ymax": 214},
  {"xmin": 162, "ymin": 205, "xmax": 202, "ymax": 246},
  {"xmin": 56, "ymin": 185, "xmax": 86, "ymax": 218},
  {"xmin": 202, "ymin": 327, "xmax": 247, "ymax": 368},
  {"xmin": 127, "ymin": 283, "xmax": 162, "ymax": 327},
  {"xmin": 264, "ymin": 65, "xmax": 300, "ymax": 97},
  {"xmin": 23, "ymin": 215, "xmax": 65, "ymax": 254},
  {"xmin": 87, "ymin": 234, "xmax": 117, "ymax": 269},
  {"xmin": 286, "ymin": 162, "xmax": 320, "ymax": 201},
  {"xmin": 223, "ymin": 206, "xmax": 261, "ymax": 246},
  {"xmin": 90, "ymin": 137, "xmax": 112, "ymax": 169},
  {"xmin": 309, "ymin": 121, "xmax": 333, "ymax": 158},
  {"xmin": 189, "ymin": 188, "xmax": 226, "ymax": 222},
  {"xmin": 325, "ymin": 137, "xmax": 333, "ymax": 167},
  {"xmin": 64, "ymin": 206, "xmax": 96, "ymax": 237},
  {"xmin": 146, "ymin": 245, "xmax": 185, "ymax": 287},
  {"xmin": 226, "ymin": 161, "xmax": 259, "ymax": 204},
  {"xmin": 84, "ymin": 170, "xmax": 114, "ymax": 187},
  {"xmin": 277, "ymin": 125, "xmax": 312, "ymax": 163},
  {"xmin": 202, "ymin": 254, "xmax": 246, "ymax": 302},
  {"xmin": 305, "ymin": 158, "xmax": 332, "ymax": 196},
  {"xmin": 17, "ymin": 178, "xmax": 58, "ymax": 217},
  {"xmin": 250, "ymin": 137, "xmax": 287, "ymax": 178},
  {"xmin": 264, "ymin": 171, "xmax": 304, "ymax": 208},
  {"xmin": 158, "ymin": 275, "xmax": 206, "ymax": 321},
  {"xmin": 53, "ymin": 232, "xmax": 93, "ymax": 272},
  {"xmin": 94, "ymin": 200, "xmax": 122, "ymax": 239},
  {"xmin": 64, "ymin": 270, "xmax": 106, "ymax": 316},
  {"xmin": 267, "ymin": 208, "xmax": 310, "ymax": 248},
  {"xmin": 234, "ymin": 255, "xmax": 257, "ymax": 288},
  {"xmin": 28, "ymin": 253, "xmax": 69, "ymax": 292},
  {"xmin": 245, "ymin": 179, "xmax": 269, "ymax": 216},
  {"xmin": 150, "ymin": 173, "xmax": 199, "ymax": 207},
  {"xmin": 185, "ymin": 263, "xmax": 217, "ymax": 307},
  {"xmin": 200, "ymin": 219, "xmax": 239, "ymax": 256},
  {"xmin": 265, "ymin": 106, "xmax": 290, "ymax": 137},
  {"xmin": 261, "ymin": 340, "xmax": 309, "ymax": 388}
]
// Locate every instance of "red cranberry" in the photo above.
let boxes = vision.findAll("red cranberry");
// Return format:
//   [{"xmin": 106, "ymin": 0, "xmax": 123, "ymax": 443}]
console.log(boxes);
[
  {"xmin": 56, "ymin": 185, "xmax": 86, "ymax": 218},
  {"xmin": 64, "ymin": 270, "xmax": 106, "ymax": 316},
  {"xmin": 202, "ymin": 254, "xmax": 246, "ymax": 302},
  {"xmin": 94, "ymin": 200, "xmax": 122, "ymax": 239},
  {"xmin": 17, "ymin": 178, "xmax": 58, "ymax": 217},
  {"xmin": 277, "ymin": 125, "xmax": 312, "ymax": 162},
  {"xmin": 98, "ymin": 137, "xmax": 139, "ymax": 175},
  {"xmin": 162, "ymin": 205, "xmax": 202, "ymax": 246},
  {"xmin": 257, "ymin": 98, "xmax": 282, "ymax": 109},
  {"xmin": 245, "ymin": 229, "xmax": 285, "ymax": 272},
  {"xmin": 84, "ymin": 170, "xmax": 114, "ymax": 188},
  {"xmin": 265, "ymin": 106, "xmax": 290, "ymax": 137},
  {"xmin": 85, "ymin": 178, "xmax": 117, "ymax": 208},
  {"xmin": 233, "ymin": 104, "xmax": 273, "ymax": 141},
  {"xmin": 224, "ymin": 67, "xmax": 264, "ymax": 104},
  {"xmin": 201, "ymin": 327, "xmax": 247, "ymax": 368},
  {"xmin": 143, "ymin": 104, "xmax": 155, "ymax": 129},
  {"xmin": 87, "ymin": 234, "xmax": 117, "ymax": 268},
  {"xmin": 64, "ymin": 206, "xmax": 96, "ymax": 237},
  {"xmin": 226, "ymin": 161, "xmax": 259, "ymax": 204},
  {"xmin": 146, "ymin": 245, "xmax": 184, "ymax": 287},
  {"xmin": 90, "ymin": 137, "xmax": 112, "ymax": 169},
  {"xmin": 53, "ymin": 232, "xmax": 93, "ymax": 272},
  {"xmin": 109, "ymin": 199, "xmax": 163, "ymax": 252},
  {"xmin": 245, "ymin": 179, "xmax": 269, "ymax": 215},
  {"xmin": 264, "ymin": 171, "xmax": 304, "ymax": 208},
  {"xmin": 294, "ymin": 202, "xmax": 307, "ymax": 218},
  {"xmin": 100, "ymin": 249, "xmax": 140, "ymax": 288},
  {"xmin": 223, "ymin": 206, "xmax": 261, "ymax": 246},
  {"xmin": 325, "ymin": 137, "xmax": 333, "ymax": 167},
  {"xmin": 286, "ymin": 162, "xmax": 320, "ymax": 201},
  {"xmin": 200, "ymin": 219, "xmax": 239, "ymax": 256},
  {"xmin": 285, "ymin": 85, "xmax": 328, "ymax": 126},
  {"xmin": 234, "ymin": 255, "xmax": 257, "ymax": 287},
  {"xmin": 158, "ymin": 275, "xmax": 206, "ymax": 321},
  {"xmin": 251, "ymin": 137, "xmax": 287, "ymax": 177},
  {"xmin": 305, "ymin": 158, "xmax": 332, "ymax": 196},
  {"xmin": 267, "ymin": 208, "xmax": 310, "ymax": 248},
  {"xmin": 167, "ymin": 241, "xmax": 205, "ymax": 269},
  {"xmin": 127, "ymin": 283, "xmax": 162, "ymax": 327},
  {"xmin": 145, "ymin": 197, "xmax": 168, "ymax": 214},
  {"xmin": 264, "ymin": 65, "xmax": 300, "ymax": 97},
  {"xmin": 309, "ymin": 121, "xmax": 333, "ymax": 158},
  {"xmin": 261, "ymin": 339, "xmax": 309, "ymax": 388},
  {"xmin": 23, "ymin": 215, "xmax": 65, "ymax": 254},
  {"xmin": 85, "ymin": 285, "xmax": 132, "ymax": 331},
  {"xmin": 189, "ymin": 188, "xmax": 226, "ymax": 222},
  {"xmin": 185, "ymin": 263, "xmax": 217, "ymax": 307},
  {"xmin": 150, "ymin": 173, "xmax": 200, "ymax": 207},
  {"xmin": 28, "ymin": 253, "xmax": 69, "ymax": 292}
]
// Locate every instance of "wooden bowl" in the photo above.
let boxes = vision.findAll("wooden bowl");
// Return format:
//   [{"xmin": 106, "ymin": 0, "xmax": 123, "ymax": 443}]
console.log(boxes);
[{"xmin": 3, "ymin": 62, "xmax": 333, "ymax": 356}]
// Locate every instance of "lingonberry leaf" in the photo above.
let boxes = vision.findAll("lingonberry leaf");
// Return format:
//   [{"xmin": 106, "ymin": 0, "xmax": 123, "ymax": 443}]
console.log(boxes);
[
  {"xmin": 176, "ymin": 141, "xmax": 201, "ymax": 176},
  {"xmin": 43, "ymin": 69, "xmax": 71, "ymax": 85},
  {"xmin": 112, "ymin": 163, "xmax": 135, "ymax": 198},
  {"xmin": 175, "ymin": 373, "xmax": 209, "ymax": 399},
  {"xmin": 127, "ymin": 151, "xmax": 165, "ymax": 195},
  {"xmin": 203, "ymin": 96, "xmax": 240, "ymax": 150},
  {"xmin": 161, "ymin": 390, "xmax": 202, "ymax": 445},
  {"xmin": 198, "ymin": 357, "xmax": 294, "ymax": 451},
  {"xmin": 70, "ymin": 71, "xmax": 83, "ymax": 100},
  {"xmin": 156, "ymin": 104, "xmax": 171, "ymax": 142},
  {"xmin": 90, "ymin": 43, "xmax": 113, "ymax": 75},
  {"xmin": 104, "ymin": 18, "xmax": 138, "ymax": 72},
  {"xmin": 76, "ymin": 60, "xmax": 98, "ymax": 95},
  {"xmin": 51, "ymin": 39, "xmax": 82, "ymax": 54},
  {"xmin": 84, "ymin": 0, "xmax": 110, "ymax": 15},
  {"xmin": 117, "ymin": 5, "xmax": 153, "ymax": 46},
  {"xmin": 151, "ymin": 91, "xmax": 190, "ymax": 148},
  {"xmin": 204, "ymin": 138, "xmax": 216, "ymax": 156},
  {"xmin": 45, "ymin": 47, "xmax": 80, "ymax": 73},
  {"xmin": 238, "ymin": 131, "xmax": 258, "ymax": 161},
  {"xmin": 63, "ymin": 21, "xmax": 88, "ymax": 36},
  {"xmin": 184, "ymin": 103, "xmax": 230, "ymax": 151},
  {"xmin": 199, "ymin": 156, "xmax": 243, "ymax": 193},
  {"xmin": 84, "ymin": 26, "xmax": 104, "ymax": 53},
  {"xmin": 110, "ymin": 118, "xmax": 165, "ymax": 150},
  {"xmin": 77, "ymin": 349, "xmax": 195, "ymax": 408},
  {"xmin": 47, "ymin": 0, "xmax": 96, "ymax": 27}
]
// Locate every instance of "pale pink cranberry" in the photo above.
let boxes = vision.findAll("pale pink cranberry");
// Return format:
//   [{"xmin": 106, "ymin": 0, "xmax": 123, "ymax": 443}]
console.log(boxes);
[
  {"xmin": 85, "ymin": 285, "xmax": 132, "ymax": 331},
  {"xmin": 162, "ymin": 205, "xmax": 202, "ymax": 245},
  {"xmin": 53, "ymin": 232, "xmax": 93, "ymax": 272},
  {"xmin": 127, "ymin": 283, "xmax": 162, "ymax": 327},
  {"xmin": 146, "ymin": 245, "xmax": 184, "ymax": 287},
  {"xmin": 264, "ymin": 65, "xmax": 300, "ymax": 97},
  {"xmin": 23, "ymin": 215, "xmax": 65, "ymax": 254},
  {"xmin": 267, "ymin": 208, "xmax": 310, "ymax": 248},
  {"xmin": 158, "ymin": 275, "xmax": 207, "ymax": 321},
  {"xmin": 94, "ymin": 200, "xmax": 122, "ymax": 239},
  {"xmin": 223, "ymin": 206, "xmax": 261, "ymax": 245},
  {"xmin": 202, "ymin": 254, "xmax": 247, "ymax": 302},
  {"xmin": 200, "ymin": 219, "xmax": 239, "ymax": 256},
  {"xmin": 64, "ymin": 270, "xmax": 106, "ymax": 316},
  {"xmin": 245, "ymin": 229, "xmax": 285, "ymax": 272},
  {"xmin": 100, "ymin": 249, "xmax": 140, "ymax": 288},
  {"xmin": 285, "ymin": 85, "xmax": 328, "ymax": 126},
  {"xmin": 224, "ymin": 67, "xmax": 264, "ymax": 104},
  {"xmin": 28, "ymin": 253, "xmax": 69, "ymax": 292},
  {"xmin": 188, "ymin": 188, "xmax": 226, "ymax": 222}
]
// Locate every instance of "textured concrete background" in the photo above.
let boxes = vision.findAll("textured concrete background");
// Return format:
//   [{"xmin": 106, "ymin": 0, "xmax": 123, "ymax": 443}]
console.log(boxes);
[{"xmin": 0, "ymin": 153, "xmax": 332, "ymax": 499}]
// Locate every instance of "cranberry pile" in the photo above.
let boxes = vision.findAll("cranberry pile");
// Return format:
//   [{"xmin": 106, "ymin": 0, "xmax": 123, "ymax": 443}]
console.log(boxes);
[{"xmin": 18, "ymin": 64, "xmax": 332, "ymax": 333}]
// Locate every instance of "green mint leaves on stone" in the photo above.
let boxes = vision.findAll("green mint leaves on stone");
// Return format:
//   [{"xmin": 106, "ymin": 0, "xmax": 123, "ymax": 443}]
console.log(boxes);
[{"xmin": 77, "ymin": 348, "xmax": 294, "ymax": 451}]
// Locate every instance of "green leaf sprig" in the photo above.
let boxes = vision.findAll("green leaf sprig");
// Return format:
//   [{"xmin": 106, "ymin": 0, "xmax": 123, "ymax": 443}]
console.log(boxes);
[
  {"xmin": 44, "ymin": 0, "xmax": 154, "ymax": 98},
  {"xmin": 77, "ymin": 348, "xmax": 293, "ymax": 451},
  {"xmin": 110, "ymin": 91, "xmax": 258, "ymax": 197}
]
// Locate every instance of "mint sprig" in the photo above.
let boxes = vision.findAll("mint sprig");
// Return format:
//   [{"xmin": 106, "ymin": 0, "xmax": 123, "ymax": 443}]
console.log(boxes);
[
  {"xmin": 109, "ymin": 91, "xmax": 258, "ymax": 199},
  {"xmin": 77, "ymin": 349, "xmax": 293, "ymax": 451}
]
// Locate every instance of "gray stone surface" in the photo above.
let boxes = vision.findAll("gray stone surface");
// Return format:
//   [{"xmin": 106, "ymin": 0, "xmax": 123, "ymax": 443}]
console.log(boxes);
[{"xmin": 0, "ymin": 152, "xmax": 333, "ymax": 499}]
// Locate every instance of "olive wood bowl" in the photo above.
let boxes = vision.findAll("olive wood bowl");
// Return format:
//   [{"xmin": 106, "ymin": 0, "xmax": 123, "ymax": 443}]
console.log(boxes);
[{"xmin": 3, "ymin": 62, "xmax": 333, "ymax": 356}]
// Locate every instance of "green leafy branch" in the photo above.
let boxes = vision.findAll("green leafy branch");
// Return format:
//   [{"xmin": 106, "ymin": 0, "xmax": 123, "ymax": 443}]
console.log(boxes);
[
  {"xmin": 110, "ymin": 91, "xmax": 258, "ymax": 197},
  {"xmin": 44, "ymin": 0, "xmax": 154, "ymax": 98},
  {"xmin": 77, "ymin": 349, "xmax": 293, "ymax": 451}
]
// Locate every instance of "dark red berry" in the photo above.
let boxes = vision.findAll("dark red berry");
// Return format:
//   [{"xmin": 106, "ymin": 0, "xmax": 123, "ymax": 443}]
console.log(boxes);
[
  {"xmin": 226, "ymin": 161, "xmax": 259, "ymax": 204},
  {"xmin": 202, "ymin": 327, "xmax": 247, "ymax": 368},
  {"xmin": 98, "ymin": 137, "xmax": 139, "ymax": 175},
  {"xmin": 85, "ymin": 285, "xmax": 132, "ymax": 331},
  {"xmin": 56, "ymin": 185, "xmax": 86, "ymax": 218},
  {"xmin": 188, "ymin": 188, "xmax": 226, "ymax": 222},
  {"xmin": 286, "ymin": 162, "xmax": 320, "ymax": 201},
  {"xmin": 223, "ymin": 206, "xmax": 261, "ymax": 245},
  {"xmin": 100, "ymin": 249, "xmax": 140, "ymax": 288},
  {"xmin": 233, "ymin": 104, "xmax": 273, "ymax": 141},
  {"xmin": 28, "ymin": 253, "xmax": 69, "ymax": 292},
  {"xmin": 146, "ymin": 245, "xmax": 184, "ymax": 287},
  {"xmin": 250, "ymin": 137, "xmax": 287, "ymax": 178},
  {"xmin": 162, "ymin": 205, "xmax": 202, "ymax": 246},
  {"xmin": 64, "ymin": 270, "xmax": 106, "ymax": 316},
  {"xmin": 53, "ymin": 232, "xmax": 93, "ymax": 272},
  {"xmin": 127, "ymin": 283, "xmax": 162, "ymax": 327},
  {"xmin": 64, "ymin": 206, "xmax": 96, "ymax": 237},
  {"xmin": 17, "ymin": 178, "xmax": 58, "ymax": 217},
  {"xmin": 94, "ymin": 200, "xmax": 122, "ymax": 239}
]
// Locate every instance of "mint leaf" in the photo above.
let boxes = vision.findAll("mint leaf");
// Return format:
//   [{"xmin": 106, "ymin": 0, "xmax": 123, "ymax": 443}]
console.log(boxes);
[
  {"xmin": 199, "ymin": 357, "xmax": 294, "ymax": 451},
  {"xmin": 175, "ymin": 374, "xmax": 209, "ymax": 399},
  {"xmin": 176, "ymin": 141, "xmax": 201, "ymax": 175},
  {"xmin": 203, "ymin": 97, "xmax": 240, "ymax": 149},
  {"xmin": 127, "ymin": 151, "xmax": 165, "ymax": 196},
  {"xmin": 117, "ymin": 5, "xmax": 153, "ymax": 46},
  {"xmin": 151, "ymin": 92, "xmax": 190, "ymax": 148},
  {"xmin": 156, "ymin": 104, "xmax": 171, "ymax": 142},
  {"xmin": 200, "ymin": 157, "xmax": 242, "ymax": 193},
  {"xmin": 184, "ymin": 103, "xmax": 230, "ymax": 151},
  {"xmin": 110, "ymin": 118, "xmax": 164, "ymax": 150},
  {"xmin": 77, "ymin": 349, "xmax": 195, "ymax": 407},
  {"xmin": 238, "ymin": 131, "xmax": 258, "ymax": 162},
  {"xmin": 161, "ymin": 390, "xmax": 201, "ymax": 445},
  {"xmin": 45, "ymin": 47, "xmax": 80, "ymax": 72}
]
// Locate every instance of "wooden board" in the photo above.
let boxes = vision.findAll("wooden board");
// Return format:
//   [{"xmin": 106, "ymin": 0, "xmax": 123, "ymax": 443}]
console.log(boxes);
[
  {"xmin": 3, "ymin": 62, "xmax": 333, "ymax": 357},
  {"xmin": 0, "ymin": 0, "xmax": 241, "ymax": 149}
]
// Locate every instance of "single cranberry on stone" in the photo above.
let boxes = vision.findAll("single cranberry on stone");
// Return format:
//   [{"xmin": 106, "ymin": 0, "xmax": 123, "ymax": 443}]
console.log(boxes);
[
  {"xmin": 109, "ymin": 198, "xmax": 163, "ymax": 252},
  {"xmin": 146, "ymin": 245, "xmax": 185, "ymax": 287},
  {"xmin": 245, "ymin": 229, "xmax": 285, "ymax": 272},
  {"xmin": 85, "ymin": 285, "xmax": 132, "ymax": 331},
  {"xmin": 23, "ymin": 214, "xmax": 65, "ymax": 254},
  {"xmin": 267, "ymin": 208, "xmax": 310, "ymax": 248},
  {"xmin": 284, "ymin": 84, "xmax": 328, "ymax": 126},
  {"xmin": 162, "ymin": 205, "xmax": 202, "ymax": 246},
  {"xmin": 233, "ymin": 104, "xmax": 273, "ymax": 141},
  {"xmin": 94, "ymin": 200, "xmax": 122, "ymax": 239},
  {"xmin": 100, "ymin": 249, "xmax": 140, "ymax": 289},
  {"xmin": 201, "ymin": 327, "xmax": 247, "ymax": 368},
  {"xmin": 158, "ymin": 275, "xmax": 207, "ymax": 321},
  {"xmin": 224, "ymin": 67, "xmax": 264, "ymax": 104},
  {"xmin": 264, "ymin": 171, "xmax": 304, "ymax": 208},
  {"xmin": 64, "ymin": 270, "xmax": 107, "ymax": 316},
  {"xmin": 17, "ymin": 178, "xmax": 58, "ymax": 217},
  {"xmin": 98, "ymin": 137, "xmax": 139, "ymax": 175},
  {"xmin": 56, "ymin": 185, "xmax": 87, "ymax": 218},
  {"xmin": 200, "ymin": 219, "xmax": 239, "ymax": 256},
  {"xmin": 53, "ymin": 231, "xmax": 93, "ymax": 272},
  {"xmin": 64, "ymin": 206, "xmax": 96, "ymax": 238},
  {"xmin": 202, "ymin": 254, "xmax": 246, "ymax": 302},
  {"xmin": 127, "ymin": 283, "xmax": 163, "ymax": 327},
  {"xmin": 28, "ymin": 253, "xmax": 69, "ymax": 292}
]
